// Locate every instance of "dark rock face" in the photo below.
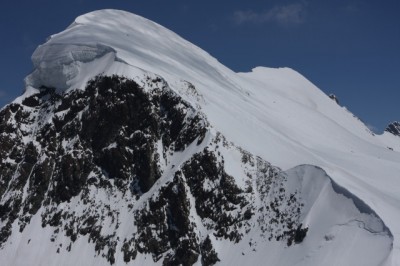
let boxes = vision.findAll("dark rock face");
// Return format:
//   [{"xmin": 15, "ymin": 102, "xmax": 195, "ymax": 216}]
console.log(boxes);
[
  {"xmin": 0, "ymin": 75, "xmax": 207, "ymax": 253},
  {"xmin": 385, "ymin": 121, "xmax": 400, "ymax": 137},
  {"xmin": 182, "ymin": 148, "xmax": 251, "ymax": 242},
  {"xmin": 0, "ymin": 75, "xmax": 308, "ymax": 265},
  {"xmin": 134, "ymin": 173, "xmax": 200, "ymax": 265},
  {"xmin": 329, "ymin": 94, "xmax": 339, "ymax": 104}
]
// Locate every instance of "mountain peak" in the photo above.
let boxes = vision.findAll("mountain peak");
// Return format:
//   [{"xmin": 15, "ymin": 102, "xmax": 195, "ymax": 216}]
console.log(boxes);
[
  {"xmin": 1, "ymin": 9, "xmax": 400, "ymax": 266},
  {"xmin": 24, "ymin": 9, "xmax": 220, "ymax": 93}
]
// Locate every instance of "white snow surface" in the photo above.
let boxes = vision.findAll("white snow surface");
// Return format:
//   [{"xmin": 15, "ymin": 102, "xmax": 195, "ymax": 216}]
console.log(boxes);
[{"xmin": 12, "ymin": 9, "xmax": 400, "ymax": 265}]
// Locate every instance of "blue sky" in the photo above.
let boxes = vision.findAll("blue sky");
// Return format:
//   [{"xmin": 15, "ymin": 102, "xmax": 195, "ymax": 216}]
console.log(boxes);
[{"xmin": 0, "ymin": 0, "xmax": 399, "ymax": 132}]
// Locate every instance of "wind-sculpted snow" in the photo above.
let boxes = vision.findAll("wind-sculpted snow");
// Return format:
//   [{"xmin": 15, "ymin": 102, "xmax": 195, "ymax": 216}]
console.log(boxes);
[
  {"xmin": 26, "ymin": 43, "xmax": 117, "ymax": 90},
  {"xmin": 1, "ymin": 9, "xmax": 400, "ymax": 266},
  {"xmin": 283, "ymin": 165, "xmax": 393, "ymax": 266}
]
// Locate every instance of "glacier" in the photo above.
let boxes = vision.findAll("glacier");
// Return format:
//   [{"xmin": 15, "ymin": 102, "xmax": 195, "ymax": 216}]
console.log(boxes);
[{"xmin": 1, "ymin": 9, "xmax": 400, "ymax": 266}]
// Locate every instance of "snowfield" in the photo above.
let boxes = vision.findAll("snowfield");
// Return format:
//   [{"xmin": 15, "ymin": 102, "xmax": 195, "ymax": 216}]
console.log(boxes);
[{"xmin": 2, "ymin": 9, "xmax": 400, "ymax": 265}]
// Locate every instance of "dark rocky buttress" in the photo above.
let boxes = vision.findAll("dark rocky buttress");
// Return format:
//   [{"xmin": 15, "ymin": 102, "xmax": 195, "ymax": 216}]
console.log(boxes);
[{"xmin": 0, "ymin": 75, "xmax": 205, "ymax": 250}]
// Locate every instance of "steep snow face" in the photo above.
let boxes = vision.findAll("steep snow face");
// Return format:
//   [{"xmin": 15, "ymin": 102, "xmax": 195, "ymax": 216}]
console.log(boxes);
[
  {"xmin": 5, "ymin": 9, "xmax": 400, "ymax": 265},
  {"xmin": 220, "ymin": 165, "xmax": 393, "ymax": 266}
]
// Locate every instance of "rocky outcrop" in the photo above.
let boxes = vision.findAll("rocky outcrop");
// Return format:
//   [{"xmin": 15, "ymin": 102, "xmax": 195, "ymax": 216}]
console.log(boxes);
[
  {"xmin": 328, "ymin": 94, "xmax": 339, "ymax": 104},
  {"xmin": 0, "ymin": 75, "xmax": 206, "ymax": 247},
  {"xmin": 385, "ymin": 121, "xmax": 400, "ymax": 137}
]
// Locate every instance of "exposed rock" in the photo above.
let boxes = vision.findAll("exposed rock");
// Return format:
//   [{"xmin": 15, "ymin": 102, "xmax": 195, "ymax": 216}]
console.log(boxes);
[
  {"xmin": 385, "ymin": 121, "xmax": 400, "ymax": 137},
  {"xmin": 329, "ymin": 94, "xmax": 339, "ymax": 104}
]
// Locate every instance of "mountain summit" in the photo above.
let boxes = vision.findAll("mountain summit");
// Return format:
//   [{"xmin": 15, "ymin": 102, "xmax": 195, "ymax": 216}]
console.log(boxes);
[{"xmin": 0, "ymin": 9, "xmax": 399, "ymax": 266}]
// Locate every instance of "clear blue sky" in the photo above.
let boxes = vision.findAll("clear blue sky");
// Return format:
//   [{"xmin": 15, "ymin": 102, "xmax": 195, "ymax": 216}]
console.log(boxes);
[{"xmin": 0, "ymin": 0, "xmax": 399, "ymax": 132}]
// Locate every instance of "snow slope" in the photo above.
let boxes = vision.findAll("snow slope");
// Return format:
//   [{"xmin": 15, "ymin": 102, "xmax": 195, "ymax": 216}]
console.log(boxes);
[{"xmin": 4, "ymin": 9, "xmax": 400, "ymax": 265}]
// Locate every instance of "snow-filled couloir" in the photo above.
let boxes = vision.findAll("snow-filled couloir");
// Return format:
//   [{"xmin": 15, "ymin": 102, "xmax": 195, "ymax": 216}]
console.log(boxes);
[{"xmin": 1, "ymin": 9, "xmax": 400, "ymax": 266}]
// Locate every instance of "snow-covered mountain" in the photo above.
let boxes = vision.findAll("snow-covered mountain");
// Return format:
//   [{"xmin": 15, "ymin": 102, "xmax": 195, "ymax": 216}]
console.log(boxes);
[{"xmin": 0, "ymin": 9, "xmax": 399, "ymax": 266}]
